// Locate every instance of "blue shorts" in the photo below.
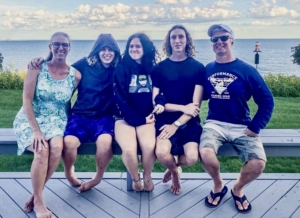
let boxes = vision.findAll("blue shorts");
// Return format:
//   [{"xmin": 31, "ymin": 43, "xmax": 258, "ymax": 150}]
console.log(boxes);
[
  {"xmin": 155, "ymin": 120, "xmax": 202, "ymax": 156},
  {"xmin": 64, "ymin": 113, "xmax": 114, "ymax": 143}
]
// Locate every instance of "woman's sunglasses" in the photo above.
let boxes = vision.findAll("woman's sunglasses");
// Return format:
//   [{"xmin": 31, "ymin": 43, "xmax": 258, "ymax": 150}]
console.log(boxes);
[{"xmin": 210, "ymin": 35, "xmax": 232, "ymax": 43}]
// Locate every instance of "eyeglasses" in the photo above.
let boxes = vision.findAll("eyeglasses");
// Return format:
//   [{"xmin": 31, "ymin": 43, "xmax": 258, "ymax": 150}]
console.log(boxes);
[
  {"xmin": 210, "ymin": 35, "xmax": 232, "ymax": 43},
  {"xmin": 50, "ymin": 42, "xmax": 70, "ymax": 48}
]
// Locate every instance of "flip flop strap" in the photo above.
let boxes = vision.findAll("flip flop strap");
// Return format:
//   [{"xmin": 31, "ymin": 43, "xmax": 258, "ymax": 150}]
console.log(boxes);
[
  {"xmin": 233, "ymin": 194, "xmax": 248, "ymax": 204},
  {"xmin": 210, "ymin": 190, "xmax": 223, "ymax": 199}
]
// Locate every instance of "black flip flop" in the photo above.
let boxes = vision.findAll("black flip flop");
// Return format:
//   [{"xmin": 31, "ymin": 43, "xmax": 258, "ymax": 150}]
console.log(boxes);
[
  {"xmin": 205, "ymin": 185, "xmax": 228, "ymax": 208},
  {"xmin": 231, "ymin": 189, "xmax": 252, "ymax": 214}
]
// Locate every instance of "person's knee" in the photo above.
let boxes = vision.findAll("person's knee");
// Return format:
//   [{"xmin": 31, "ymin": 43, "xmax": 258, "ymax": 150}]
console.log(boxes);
[
  {"xmin": 96, "ymin": 135, "xmax": 113, "ymax": 155},
  {"xmin": 96, "ymin": 134, "xmax": 112, "ymax": 147},
  {"xmin": 155, "ymin": 145, "xmax": 169, "ymax": 161},
  {"xmin": 50, "ymin": 143, "xmax": 63, "ymax": 159},
  {"xmin": 34, "ymin": 148, "xmax": 49, "ymax": 163},
  {"xmin": 185, "ymin": 153, "xmax": 199, "ymax": 166},
  {"xmin": 64, "ymin": 136, "xmax": 80, "ymax": 150},
  {"xmin": 122, "ymin": 148, "xmax": 137, "ymax": 159},
  {"xmin": 248, "ymin": 159, "xmax": 266, "ymax": 174},
  {"xmin": 199, "ymin": 147, "xmax": 216, "ymax": 163}
]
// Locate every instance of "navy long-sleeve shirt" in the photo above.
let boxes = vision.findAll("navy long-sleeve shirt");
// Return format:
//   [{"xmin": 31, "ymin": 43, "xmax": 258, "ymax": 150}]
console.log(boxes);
[{"xmin": 205, "ymin": 58, "xmax": 274, "ymax": 134}]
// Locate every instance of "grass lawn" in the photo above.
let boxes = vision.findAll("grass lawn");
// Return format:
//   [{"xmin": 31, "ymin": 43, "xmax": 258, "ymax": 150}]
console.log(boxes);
[{"xmin": 0, "ymin": 89, "xmax": 299, "ymax": 173}]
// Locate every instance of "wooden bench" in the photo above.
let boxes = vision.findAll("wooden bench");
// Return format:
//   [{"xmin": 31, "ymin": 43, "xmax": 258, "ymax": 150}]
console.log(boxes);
[{"xmin": 1, "ymin": 128, "xmax": 300, "ymax": 191}]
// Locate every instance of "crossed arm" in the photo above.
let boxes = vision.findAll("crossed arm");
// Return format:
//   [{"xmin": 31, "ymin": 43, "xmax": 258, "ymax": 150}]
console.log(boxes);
[{"xmin": 153, "ymin": 85, "xmax": 204, "ymax": 139}]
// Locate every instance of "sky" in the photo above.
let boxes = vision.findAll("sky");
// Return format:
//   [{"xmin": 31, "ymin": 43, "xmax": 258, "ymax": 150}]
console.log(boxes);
[{"xmin": 0, "ymin": 0, "xmax": 300, "ymax": 40}]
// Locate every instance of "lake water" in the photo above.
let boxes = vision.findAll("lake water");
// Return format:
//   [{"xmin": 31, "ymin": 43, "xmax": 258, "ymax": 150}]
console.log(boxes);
[{"xmin": 0, "ymin": 39, "xmax": 299, "ymax": 76}]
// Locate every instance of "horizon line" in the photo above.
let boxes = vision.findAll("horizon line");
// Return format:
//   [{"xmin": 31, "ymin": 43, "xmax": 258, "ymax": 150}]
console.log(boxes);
[{"xmin": 1, "ymin": 38, "xmax": 299, "ymax": 41}]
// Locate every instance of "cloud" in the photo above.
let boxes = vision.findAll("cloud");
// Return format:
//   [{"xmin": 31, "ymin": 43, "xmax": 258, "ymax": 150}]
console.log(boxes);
[
  {"xmin": 180, "ymin": 0, "xmax": 193, "ymax": 4},
  {"xmin": 249, "ymin": 5, "xmax": 298, "ymax": 18},
  {"xmin": 251, "ymin": 20, "xmax": 281, "ymax": 25},
  {"xmin": 211, "ymin": 1, "xmax": 234, "ymax": 8},
  {"xmin": 156, "ymin": 0, "xmax": 178, "ymax": 5},
  {"xmin": 0, "ymin": 2, "xmax": 241, "ymax": 30},
  {"xmin": 77, "ymin": 5, "xmax": 90, "ymax": 13},
  {"xmin": 155, "ymin": 0, "xmax": 192, "ymax": 5},
  {"xmin": 288, "ymin": 20, "xmax": 300, "ymax": 24}
]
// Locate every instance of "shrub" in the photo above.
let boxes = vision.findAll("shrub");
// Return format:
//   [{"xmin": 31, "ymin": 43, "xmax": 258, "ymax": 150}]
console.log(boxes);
[
  {"xmin": 0, "ymin": 53, "xmax": 3, "ymax": 69},
  {"xmin": 0, "ymin": 63, "xmax": 25, "ymax": 89},
  {"xmin": 0, "ymin": 66, "xmax": 299, "ymax": 97},
  {"xmin": 291, "ymin": 44, "xmax": 300, "ymax": 65},
  {"xmin": 264, "ymin": 73, "xmax": 300, "ymax": 97}
]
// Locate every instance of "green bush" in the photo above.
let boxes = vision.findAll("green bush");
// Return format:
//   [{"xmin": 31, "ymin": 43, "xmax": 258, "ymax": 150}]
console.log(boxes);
[
  {"xmin": 0, "ymin": 66, "xmax": 299, "ymax": 97},
  {"xmin": 0, "ymin": 64, "xmax": 25, "ymax": 89},
  {"xmin": 291, "ymin": 44, "xmax": 300, "ymax": 65},
  {"xmin": 264, "ymin": 73, "xmax": 300, "ymax": 97}
]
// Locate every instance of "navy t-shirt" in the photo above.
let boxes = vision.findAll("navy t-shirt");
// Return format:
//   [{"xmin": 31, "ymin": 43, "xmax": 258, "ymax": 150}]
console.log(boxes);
[
  {"xmin": 71, "ymin": 58, "xmax": 114, "ymax": 117},
  {"xmin": 205, "ymin": 58, "xmax": 274, "ymax": 133},
  {"xmin": 152, "ymin": 57, "xmax": 206, "ymax": 124}
]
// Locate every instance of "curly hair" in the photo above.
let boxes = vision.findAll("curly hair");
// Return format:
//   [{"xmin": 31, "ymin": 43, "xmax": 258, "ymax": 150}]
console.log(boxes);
[
  {"xmin": 162, "ymin": 25, "xmax": 196, "ymax": 57},
  {"xmin": 45, "ymin": 32, "xmax": 70, "ymax": 61},
  {"xmin": 122, "ymin": 33, "xmax": 159, "ymax": 73}
]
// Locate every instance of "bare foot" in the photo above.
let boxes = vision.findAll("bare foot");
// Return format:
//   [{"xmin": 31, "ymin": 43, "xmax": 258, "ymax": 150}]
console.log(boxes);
[
  {"xmin": 34, "ymin": 200, "xmax": 53, "ymax": 218},
  {"xmin": 143, "ymin": 175, "xmax": 154, "ymax": 192},
  {"xmin": 170, "ymin": 166, "xmax": 182, "ymax": 195},
  {"xmin": 163, "ymin": 156, "xmax": 178, "ymax": 183},
  {"xmin": 78, "ymin": 178, "xmax": 101, "ymax": 193},
  {"xmin": 65, "ymin": 165, "xmax": 82, "ymax": 186},
  {"xmin": 132, "ymin": 173, "xmax": 143, "ymax": 192},
  {"xmin": 24, "ymin": 195, "xmax": 34, "ymax": 212},
  {"xmin": 162, "ymin": 169, "xmax": 172, "ymax": 183}
]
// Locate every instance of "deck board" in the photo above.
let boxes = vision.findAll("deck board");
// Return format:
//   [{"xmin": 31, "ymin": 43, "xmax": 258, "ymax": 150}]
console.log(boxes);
[
  {"xmin": 262, "ymin": 181, "xmax": 300, "ymax": 218},
  {"xmin": 17, "ymin": 179, "xmax": 84, "ymax": 218},
  {"xmin": 0, "ymin": 187, "xmax": 28, "ymax": 218},
  {"xmin": 0, "ymin": 173, "xmax": 299, "ymax": 218},
  {"xmin": 46, "ymin": 179, "xmax": 110, "ymax": 218}
]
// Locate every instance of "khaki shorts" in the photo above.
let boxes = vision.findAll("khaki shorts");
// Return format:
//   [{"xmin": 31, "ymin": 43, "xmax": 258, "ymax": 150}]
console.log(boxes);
[{"xmin": 199, "ymin": 123, "xmax": 266, "ymax": 163}]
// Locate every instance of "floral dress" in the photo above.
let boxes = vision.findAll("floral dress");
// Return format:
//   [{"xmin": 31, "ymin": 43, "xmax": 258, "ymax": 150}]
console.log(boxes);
[{"xmin": 13, "ymin": 61, "xmax": 76, "ymax": 155}]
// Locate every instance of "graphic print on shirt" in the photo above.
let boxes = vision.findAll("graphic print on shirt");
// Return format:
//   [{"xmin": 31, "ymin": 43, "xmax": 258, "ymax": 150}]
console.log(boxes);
[
  {"xmin": 208, "ymin": 72, "xmax": 237, "ymax": 99},
  {"xmin": 129, "ymin": 74, "xmax": 153, "ymax": 93}
]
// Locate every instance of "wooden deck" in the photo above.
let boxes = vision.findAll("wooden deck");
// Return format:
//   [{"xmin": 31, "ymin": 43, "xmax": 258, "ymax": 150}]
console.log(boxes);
[{"xmin": 0, "ymin": 173, "xmax": 300, "ymax": 218}]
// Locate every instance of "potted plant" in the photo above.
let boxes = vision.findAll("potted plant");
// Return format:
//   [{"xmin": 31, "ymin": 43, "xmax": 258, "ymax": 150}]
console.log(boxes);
[{"xmin": 291, "ymin": 44, "xmax": 300, "ymax": 65}]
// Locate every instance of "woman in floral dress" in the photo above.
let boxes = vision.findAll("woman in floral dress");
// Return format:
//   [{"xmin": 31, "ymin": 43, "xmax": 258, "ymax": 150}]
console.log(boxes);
[{"xmin": 13, "ymin": 32, "xmax": 81, "ymax": 218}]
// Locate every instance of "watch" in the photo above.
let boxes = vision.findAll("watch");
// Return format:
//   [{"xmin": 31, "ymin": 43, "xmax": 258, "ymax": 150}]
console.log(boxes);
[{"xmin": 173, "ymin": 121, "xmax": 181, "ymax": 128}]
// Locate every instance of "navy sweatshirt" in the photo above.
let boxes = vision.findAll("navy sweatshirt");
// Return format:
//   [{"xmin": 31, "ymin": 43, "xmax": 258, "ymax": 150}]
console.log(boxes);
[
  {"xmin": 71, "ymin": 34, "xmax": 120, "ymax": 117},
  {"xmin": 114, "ymin": 59, "xmax": 158, "ymax": 127},
  {"xmin": 205, "ymin": 58, "xmax": 274, "ymax": 134}
]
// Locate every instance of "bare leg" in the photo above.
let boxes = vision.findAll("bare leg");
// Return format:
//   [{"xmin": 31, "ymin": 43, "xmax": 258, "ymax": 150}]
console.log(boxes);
[
  {"xmin": 155, "ymin": 138, "xmax": 181, "ymax": 194},
  {"xmin": 200, "ymin": 147, "xmax": 224, "ymax": 206},
  {"xmin": 62, "ymin": 136, "xmax": 82, "ymax": 186},
  {"xmin": 162, "ymin": 156, "xmax": 179, "ymax": 183},
  {"xmin": 232, "ymin": 159, "xmax": 265, "ymax": 210},
  {"xmin": 136, "ymin": 123, "xmax": 156, "ymax": 191},
  {"xmin": 25, "ymin": 137, "xmax": 63, "ymax": 212},
  {"xmin": 78, "ymin": 134, "xmax": 113, "ymax": 193},
  {"xmin": 26, "ymin": 144, "xmax": 53, "ymax": 218},
  {"xmin": 115, "ymin": 120, "xmax": 143, "ymax": 191}
]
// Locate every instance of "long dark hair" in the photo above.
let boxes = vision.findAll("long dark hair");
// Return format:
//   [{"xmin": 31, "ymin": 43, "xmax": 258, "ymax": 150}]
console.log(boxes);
[
  {"xmin": 45, "ymin": 32, "xmax": 70, "ymax": 61},
  {"xmin": 122, "ymin": 33, "xmax": 158, "ymax": 73},
  {"xmin": 162, "ymin": 25, "xmax": 196, "ymax": 57}
]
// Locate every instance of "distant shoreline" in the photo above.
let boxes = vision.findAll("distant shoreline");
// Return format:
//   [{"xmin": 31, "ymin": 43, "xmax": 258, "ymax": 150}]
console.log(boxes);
[{"xmin": 1, "ymin": 38, "xmax": 300, "ymax": 42}]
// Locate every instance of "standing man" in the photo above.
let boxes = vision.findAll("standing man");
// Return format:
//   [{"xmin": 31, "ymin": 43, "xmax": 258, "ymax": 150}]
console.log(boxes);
[
  {"xmin": 152, "ymin": 25, "xmax": 206, "ymax": 195},
  {"xmin": 199, "ymin": 24, "xmax": 274, "ymax": 213}
]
